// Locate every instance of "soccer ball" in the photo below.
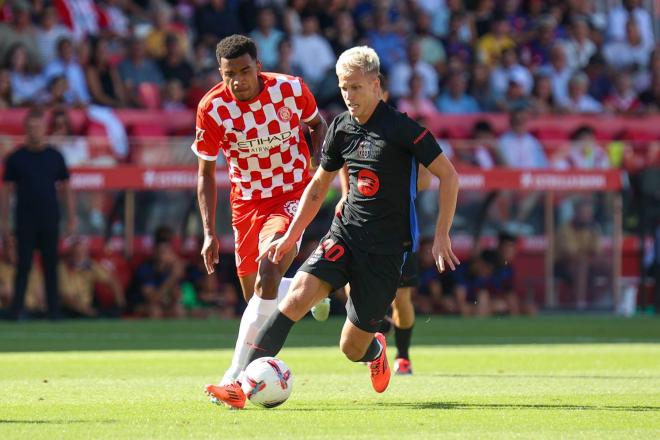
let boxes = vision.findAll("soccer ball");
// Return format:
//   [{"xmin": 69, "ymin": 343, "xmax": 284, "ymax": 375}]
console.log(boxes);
[{"xmin": 241, "ymin": 357, "xmax": 293, "ymax": 408}]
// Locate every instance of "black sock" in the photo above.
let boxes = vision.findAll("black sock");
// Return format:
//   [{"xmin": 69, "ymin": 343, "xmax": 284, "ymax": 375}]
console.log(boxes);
[
  {"xmin": 357, "ymin": 337, "xmax": 382, "ymax": 362},
  {"xmin": 247, "ymin": 311, "xmax": 295, "ymax": 364},
  {"xmin": 394, "ymin": 325, "xmax": 413, "ymax": 360}
]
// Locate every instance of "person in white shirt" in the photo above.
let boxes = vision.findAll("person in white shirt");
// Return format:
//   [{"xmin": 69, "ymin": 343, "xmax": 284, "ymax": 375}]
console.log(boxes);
[
  {"xmin": 607, "ymin": 0, "xmax": 654, "ymax": 49},
  {"xmin": 538, "ymin": 43, "xmax": 574, "ymax": 106},
  {"xmin": 497, "ymin": 108, "xmax": 548, "ymax": 168},
  {"xmin": 562, "ymin": 16, "xmax": 597, "ymax": 71},
  {"xmin": 558, "ymin": 72, "xmax": 603, "ymax": 114},
  {"xmin": 490, "ymin": 47, "xmax": 533, "ymax": 100},
  {"xmin": 388, "ymin": 39, "xmax": 439, "ymax": 100},
  {"xmin": 604, "ymin": 18, "xmax": 653, "ymax": 72},
  {"xmin": 291, "ymin": 15, "xmax": 336, "ymax": 90},
  {"xmin": 36, "ymin": 6, "xmax": 73, "ymax": 65}
]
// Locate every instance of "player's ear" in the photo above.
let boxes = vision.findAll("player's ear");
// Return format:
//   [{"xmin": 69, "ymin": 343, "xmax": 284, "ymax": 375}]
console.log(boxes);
[{"xmin": 256, "ymin": 59, "xmax": 263, "ymax": 73}]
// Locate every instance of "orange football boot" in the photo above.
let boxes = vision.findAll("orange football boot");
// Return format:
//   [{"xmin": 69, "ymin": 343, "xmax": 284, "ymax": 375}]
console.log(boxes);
[
  {"xmin": 205, "ymin": 382, "xmax": 246, "ymax": 409},
  {"xmin": 394, "ymin": 358, "xmax": 412, "ymax": 375},
  {"xmin": 367, "ymin": 332, "xmax": 391, "ymax": 393}
]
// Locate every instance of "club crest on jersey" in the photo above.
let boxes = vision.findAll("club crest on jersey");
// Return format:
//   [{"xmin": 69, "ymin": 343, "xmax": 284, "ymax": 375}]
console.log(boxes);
[
  {"xmin": 277, "ymin": 106, "xmax": 293, "ymax": 122},
  {"xmin": 195, "ymin": 127, "xmax": 205, "ymax": 142},
  {"xmin": 357, "ymin": 139, "xmax": 374, "ymax": 159},
  {"xmin": 283, "ymin": 200, "xmax": 299, "ymax": 218}
]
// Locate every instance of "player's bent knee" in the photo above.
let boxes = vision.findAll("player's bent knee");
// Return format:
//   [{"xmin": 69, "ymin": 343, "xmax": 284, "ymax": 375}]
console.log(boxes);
[{"xmin": 339, "ymin": 337, "xmax": 364, "ymax": 361}]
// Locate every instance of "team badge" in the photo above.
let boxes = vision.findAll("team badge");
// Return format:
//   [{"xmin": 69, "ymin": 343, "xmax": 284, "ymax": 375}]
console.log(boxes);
[
  {"xmin": 357, "ymin": 139, "xmax": 373, "ymax": 159},
  {"xmin": 277, "ymin": 106, "xmax": 293, "ymax": 122},
  {"xmin": 283, "ymin": 200, "xmax": 299, "ymax": 218},
  {"xmin": 195, "ymin": 127, "xmax": 205, "ymax": 142}
]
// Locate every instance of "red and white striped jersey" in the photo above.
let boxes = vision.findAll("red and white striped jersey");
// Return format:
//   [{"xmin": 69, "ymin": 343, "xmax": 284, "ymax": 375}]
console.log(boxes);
[{"xmin": 191, "ymin": 72, "xmax": 319, "ymax": 200}]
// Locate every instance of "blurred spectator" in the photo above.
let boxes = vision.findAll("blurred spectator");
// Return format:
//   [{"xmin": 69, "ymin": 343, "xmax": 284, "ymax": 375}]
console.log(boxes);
[
  {"xmin": 85, "ymin": 37, "xmax": 127, "ymax": 108},
  {"xmin": 562, "ymin": 16, "xmax": 596, "ymax": 71},
  {"xmin": 0, "ymin": 110, "xmax": 76, "ymax": 321},
  {"xmin": 328, "ymin": 10, "xmax": 359, "ymax": 58},
  {"xmin": 283, "ymin": 0, "xmax": 306, "ymax": 36},
  {"xmin": 0, "ymin": 68, "xmax": 12, "ymax": 109},
  {"xmin": 415, "ymin": 239, "xmax": 450, "ymax": 314},
  {"xmin": 584, "ymin": 53, "xmax": 612, "ymax": 101},
  {"xmin": 436, "ymin": 71, "xmax": 480, "ymax": 114},
  {"xmin": 118, "ymin": 37, "xmax": 164, "ymax": 106},
  {"xmin": 413, "ymin": 12, "xmax": 446, "ymax": 75},
  {"xmin": 367, "ymin": 10, "xmax": 406, "ymax": 73},
  {"xmin": 497, "ymin": 108, "xmax": 547, "ymax": 168},
  {"xmin": 129, "ymin": 233, "xmax": 185, "ymax": 318},
  {"xmin": 473, "ymin": 0, "xmax": 496, "ymax": 38},
  {"xmin": 558, "ymin": 72, "xmax": 603, "ymax": 114},
  {"xmin": 607, "ymin": 0, "xmax": 654, "ymax": 49},
  {"xmin": 552, "ymin": 125, "xmax": 610, "ymax": 170},
  {"xmin": 477, "ymin": 15, "xmax": 515, "ymax": 66},
  {"xmin": 274, "ymin": 37, "xmax": 303, "ymax": 77},
  {"xmin": 603, "ymin": 71, "xmax": 641, "ymax": 114},
  {"xmin": 41, "ymin": 75, "xmax": 70, "ymax": 108},
  {"xmin": 0, "ymin": 235, "xmax": 46, "ymax": 316},
  {"xmin": 397, "ymin": 73, "xmax": 437, "ymax": 122},
  {"xmin": 191, "ymin": 40, "xmax": 216, "ymax": 76},
  {"xmin": 162, "ymin": 79, "xmax": 186, "ymax": 111},
  {"xmin": 55, "ymin": 0, "xmax": 103, "ymax": 42},
  {"xmin": 58, "ymin": 237, "xmax": 124, "ymax": 318},
  {"xmin": 529, "ymin": 73, "xmax": 556, "ymax": 114},
  {"xmin": 389, "ymin": 39, "xmax": 438, "ymax": 100},
  {"xmin": 522, "ymin": 15, "xmax": 558, "ymax": 68},
  {"xmin": 145, "ymin": 4, "xmax": 189, "ymax": 61},
  {"xmin": 183, "ymin": 253, "xmax": 238, "ymax": 319},
  {"xmin": 6, "ymin": 43, "xmax": 47, "ymax": 106},
  {"xmin": 470, "ymin": 120, "xmax": 498, "ymax": 168},
  {"xmin": 44, "ymin": 37, "xmax": 90, "ymax": 106},
  {"xmin": 101, "ymin": 0, "xmax": 130, "ymax": 39},
  {"xmin": 48, "ymin": 108, "xmax": 90, "ymax": 166},
  {"xmin": 493, "ymin": 231, "xmax": 537, "ymax": 316},
  {"xmin": 291, "ymin": 15, "xmax": 335, "ymax": 90},
  {"xmin": 36, "ymin": 6, "xmax": 73, "ymax": 65},
  {"xmin": 494, "ymin": 70, "xmax": 532, "ymax": 112},
  {"xmin": 443, "ymin": 12, "xmax": 475, "ymax": 66},
  {"xmin": 157, "ymin": 34, "xmax": 194, "ymax": 89},
  {"xmin": 0, "ymin": 0, "xmax": 42, "ymax": 70},
  {"xmin": 193, "ymin": 0, "xmax": 242, "ymax": 48},
  {"xmin": 604, "ymin": 19, "xmax": 653, "ymax": 72},
  {"xmin": 538, "ymin": 43, "xmax": 573, "ymax": 106},
  {"xmin": 490, "ymin": 47, "xmax": 532, "ymax": 101},
  {"xmin": 469, "ymin": 62, "xmax": 495, "ymax": 111},
  {"xmin": 250, "ymin": 7, "xmax": 284, "ymax": 71},
  {"xmin": 639, "ymin": 72, "xmax": 660, "ymax": 112},
  {"xmin": 555, "ymin": 198, "xmax": 609, "ymax": 309},
  {"xmin": 454, "ymin": 249, "xmax": 500, "ymax": 316}
]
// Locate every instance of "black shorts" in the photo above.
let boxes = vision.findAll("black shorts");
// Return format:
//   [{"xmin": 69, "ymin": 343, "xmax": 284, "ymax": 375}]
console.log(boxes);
[
  {"xmin": 299, "ymin": 233, "xmax": 404, "ymax": 333},
  {"xmin": 398, "ymin": 252, "xmax": 419, "ymax": 288}
]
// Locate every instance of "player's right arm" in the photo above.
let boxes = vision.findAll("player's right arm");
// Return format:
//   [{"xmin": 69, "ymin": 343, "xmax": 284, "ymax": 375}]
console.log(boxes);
[
  {"xmin": 259, "ymin": 167, "xmax": 338, "ymax": 264},
  {"xmin": 197, "ymin": 157, "xmax": 219, "ymax": 274}
]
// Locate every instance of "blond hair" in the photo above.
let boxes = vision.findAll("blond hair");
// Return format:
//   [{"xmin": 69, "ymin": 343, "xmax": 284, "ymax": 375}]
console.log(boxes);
[{"xmin": 335, "ymin": 46, "xmax": 380, "ymax": 77}]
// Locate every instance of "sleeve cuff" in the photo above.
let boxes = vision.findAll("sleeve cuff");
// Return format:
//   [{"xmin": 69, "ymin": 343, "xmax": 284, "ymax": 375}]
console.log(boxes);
[
  {"xmin": 190, "ymin": 143, "xmax": 218, "ymax": 162},
  {"xmin": 302, "ymin": 107, "xmax": 319, "ymax": 124}
]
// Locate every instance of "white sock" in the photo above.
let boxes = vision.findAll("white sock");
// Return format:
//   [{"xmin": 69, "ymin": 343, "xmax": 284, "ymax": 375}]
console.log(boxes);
[
  {"xmin": 277, "ymin": 277, "xmax": 293, "ymax": 303},
  {"xmin": 221, "ymin": 294, "xmax": 278, "ymax": 384}
]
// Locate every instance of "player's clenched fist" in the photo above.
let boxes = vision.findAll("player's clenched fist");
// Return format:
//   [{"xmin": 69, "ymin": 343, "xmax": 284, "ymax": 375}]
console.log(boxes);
[{"xmin": 201, "ymin": 234, "xmax": 220, "ymax": 274}]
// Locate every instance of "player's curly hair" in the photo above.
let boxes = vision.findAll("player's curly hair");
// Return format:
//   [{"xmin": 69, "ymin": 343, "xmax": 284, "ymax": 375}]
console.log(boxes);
[{"xmin": 216, "ymin": 35, "xmax": 258, "ymax": 64}]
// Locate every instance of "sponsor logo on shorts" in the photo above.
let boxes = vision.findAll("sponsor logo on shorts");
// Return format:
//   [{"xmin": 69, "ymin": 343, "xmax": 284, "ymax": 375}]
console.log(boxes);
[
  {"xmin": 195, "ymin": 127, "xmax": 205, "ymax": 142},
  {"xmin": 277, "ymin": 106, "xmax": 293, "ymax": 122},
  {"xmin": 283, "ymin": 200, "xmax": 299, "ymax": 218},
  {"xmin": 357, "ymin": 169, "xmax": 380, "ymax": 197}
]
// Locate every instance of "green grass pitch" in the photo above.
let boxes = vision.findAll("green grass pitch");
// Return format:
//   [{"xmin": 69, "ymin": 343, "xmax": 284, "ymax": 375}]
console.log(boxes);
[{"xmin": 1, "ymin": 316, "xmax": 659, "ymax": 439}]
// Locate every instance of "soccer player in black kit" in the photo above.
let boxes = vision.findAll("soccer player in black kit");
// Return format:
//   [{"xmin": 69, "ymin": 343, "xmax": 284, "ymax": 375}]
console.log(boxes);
[{"xmin": 212, "ymin": 46, "xmax": 459, "ymax": 408}]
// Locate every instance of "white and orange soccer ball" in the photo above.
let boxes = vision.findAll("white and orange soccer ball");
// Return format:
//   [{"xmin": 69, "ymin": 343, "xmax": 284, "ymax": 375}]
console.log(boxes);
[{"xmin": 241, "ymin": 357, "xmax": 293, "ymax": 408}]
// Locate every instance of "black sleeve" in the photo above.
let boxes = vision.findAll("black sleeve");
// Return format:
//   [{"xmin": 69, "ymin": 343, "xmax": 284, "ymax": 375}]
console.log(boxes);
[
  {"xmin": 320, "ymin": 116, "xmax": 345, "ymax": 172},
  {"xmin": 398, "ymin": 116, "xmax": 443, "ymax": 167},
  {"xmin": 2, "ymin": 153, "xmax": 17, "ymax": 183},
  {"xmin": 54, "ymin": 149, "xmax": 70, "ymax": 181}
]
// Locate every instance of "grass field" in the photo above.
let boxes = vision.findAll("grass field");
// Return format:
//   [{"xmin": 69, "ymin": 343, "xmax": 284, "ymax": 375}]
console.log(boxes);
[{"xmin": 1, "ymin": 316, "xmax": 659, "ymax": 439}]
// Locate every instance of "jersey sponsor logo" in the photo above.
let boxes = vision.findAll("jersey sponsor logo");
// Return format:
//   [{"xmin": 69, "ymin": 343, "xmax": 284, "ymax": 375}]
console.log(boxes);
[
  {"xmin": 277, "ymin": 106, "xmax": 293, "ymax": 122},
  {"xmin": 357, "ymin": 169, "xmax": 380, "ymax": 197},
  {"xmin": 283, "ymin": 200, "xmax": 299, "ymax": 218},
  {"xmin": 236, "ymin": 130, "xmax": 294, "ymax": 154},
  {"xmin": 195, "ymin": 127, "xmax": 205, "ymax": 142}
]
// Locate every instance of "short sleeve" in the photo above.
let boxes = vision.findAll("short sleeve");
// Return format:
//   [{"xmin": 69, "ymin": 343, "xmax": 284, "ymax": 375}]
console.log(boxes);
[
  {"xmin": 399, "ymin": 117, "xmax": 442, "ymax": 167},
  {"xmin": 191, "ymin": 102, "xmax": 226, "ymax": 161},
  {"xmin": 320, "ymin": 117, "xmax": 344, "ymax": 172},
  {"xmin": 2, "ymin": 153, "xmax": 17, "ymax": 183},
  {"xmin": 54, "ymin": 149, "xmax": 70, "ymax": 181},
  {"xmin": 297, "ymin": 78, "xmax": 319, "ymax": 123}
]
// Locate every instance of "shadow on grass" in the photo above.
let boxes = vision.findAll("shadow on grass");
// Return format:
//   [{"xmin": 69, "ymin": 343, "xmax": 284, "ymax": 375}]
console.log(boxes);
[{"xmin": 0, "ymin": 419, "xmax": 118, "ymax": 424}]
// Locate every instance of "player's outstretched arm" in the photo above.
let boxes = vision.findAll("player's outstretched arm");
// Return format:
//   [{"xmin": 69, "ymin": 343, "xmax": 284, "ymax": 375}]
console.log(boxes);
[
  {"xmin": 427, "ymin": 154, "xmax": 460, "ymax": 272},
  {"xmin": 259, "ymin": 167, "xmax": 338, "ymax": 264},
  {"xmin": 197, "ymin": 158, "xmax": 219, "ymax": 274}
]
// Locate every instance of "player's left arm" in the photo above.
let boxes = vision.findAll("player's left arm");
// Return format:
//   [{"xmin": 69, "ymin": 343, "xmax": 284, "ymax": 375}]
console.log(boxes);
[
  {"xmin": 305, "ymin": 113, "xmax": 328, "ymax": 169},
  {"xmin": 427, "ymin": 154, "xmax": 460, "ymax": 272},
  {"xmin": 417, "ymin": 165, "xmax": 432, "ymax": 192}
]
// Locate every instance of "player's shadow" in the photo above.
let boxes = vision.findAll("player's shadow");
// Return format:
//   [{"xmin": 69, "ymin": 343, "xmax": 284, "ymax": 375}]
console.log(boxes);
[
  {"xmin": 379, "ymin": 402, "xmax": 660, "ymax": 412},
  {"xmin": 0, "ymin": 419, "xmax": 118, "ymax": 424}
]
